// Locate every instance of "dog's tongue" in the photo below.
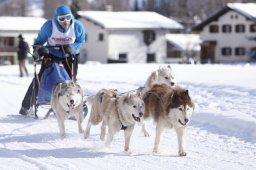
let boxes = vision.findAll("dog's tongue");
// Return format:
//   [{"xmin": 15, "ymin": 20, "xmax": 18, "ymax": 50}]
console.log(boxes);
[{"xmin": 132, "ymin": 114, "xmax": 141, "ymax": 122}]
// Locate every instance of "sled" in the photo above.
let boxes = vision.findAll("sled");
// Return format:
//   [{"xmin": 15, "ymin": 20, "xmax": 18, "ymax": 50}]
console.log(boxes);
[{"xmin": 30, "ymin": 45, "xmax": 88, "ymax": 119}]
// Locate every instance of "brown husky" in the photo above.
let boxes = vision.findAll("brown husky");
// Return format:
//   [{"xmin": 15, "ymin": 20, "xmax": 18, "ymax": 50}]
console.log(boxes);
[{"xmin": 143, "ymin": 84, "xmax": 194, "ymax": 156}]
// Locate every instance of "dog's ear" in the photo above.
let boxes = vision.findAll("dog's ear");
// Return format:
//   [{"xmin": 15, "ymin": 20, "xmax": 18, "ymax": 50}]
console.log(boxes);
[
  {"xmin": 99, "ymin": 92, "xmax": 105, "ymax": 103},
  {"xmin": 123, "ymin": 92, "xmax": 131, "ymax": 103},
  {"xmin": 158, "ymin": 66, "xmax": 163, "ymax": 73},
  {"xmin": 60, "ymin": 81, "xmax": 68, "ymax": 89},
  {"xmin": 55, "ymin": 82, "xmax": 63, "ymax": 97},
  {"xmin": 184, "ymin": 89, "xmax": 189, "ymax": 96},
  {"xmin": 57, "ymin": 81, "xmax": 68, "ymax": 97}
]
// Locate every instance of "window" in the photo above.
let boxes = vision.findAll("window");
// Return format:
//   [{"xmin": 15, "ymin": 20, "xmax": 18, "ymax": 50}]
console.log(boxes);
[
  {"xmin": 167, "ymin": 50, "xmax": 181, "ymax": 58},
  {"xmin": 222, "ymin": 25, "xmax": 232, "ymax": 33},
  {"xmin": 209, "ymin": 25, "xmax": 219, "ymax": 33},
  {"xmin": 98, "ymin": 33, "xmax": 104, "ymax": 41},
  {"xmin": 250, "ymin": 24, "xmax": 256, "ymax": 32},
  {"xmin": 118, "ymin": 53, "xmax": 127, "ymax": 62},
  {"xmin": 235, "ymin": 24, "xmax": 245, "ymax": 33},
  {"xmin": 250, "ymin": 47, "xmax": 256, "ymax": 59},
  {"xmin": 147, "ymin": 53, "xmax": 155, "ymax": 63},
  {"xmin": 222, "ymin": 47, "xmax": 232, "ymax": 56},
  {"xmin": 235, "ymin": 47, "xmax": 245, "ymax": 56},
  {"xmin": 0, "ymin": 37, "xmax": 14, "ymax": 46},
  {"xmin": 143, "ymin": 30, "xmax": 156, "ymax": 46}
]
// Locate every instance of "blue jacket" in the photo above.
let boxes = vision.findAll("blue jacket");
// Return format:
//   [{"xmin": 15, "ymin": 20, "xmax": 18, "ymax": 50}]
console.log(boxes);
[{"xmin": 34, "ymin": 15, "xmax": 86, "ymax": 58}]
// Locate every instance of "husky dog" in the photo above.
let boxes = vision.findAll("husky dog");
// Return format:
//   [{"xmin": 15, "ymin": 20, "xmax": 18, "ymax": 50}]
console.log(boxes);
[
  {"xmin": 51, "ymin": 80, "xmax": 83, "ymax": 139},
  {"xmin": 84, "ymin": 89, "xmax": 118, "ymax": 140},
  {"xmin": 143, "ymin": 84, "xmax": 194, "ymax": 156},
  {"xmin": 141, "ymin": 65, "xmax": 175, "ymax": 95},
  {"xmin": 84, "ymin": 89, "xmax": 144, "ymax": 151},
  {"xmin": 139, "ymin": 65, "xmax": 176, "ymax": 136}
]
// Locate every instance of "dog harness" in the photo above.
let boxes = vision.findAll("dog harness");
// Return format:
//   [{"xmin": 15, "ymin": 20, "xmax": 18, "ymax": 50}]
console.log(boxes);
[{"xmin": 115, "ymin": 101, "xmax": 128, "ymax": 130}]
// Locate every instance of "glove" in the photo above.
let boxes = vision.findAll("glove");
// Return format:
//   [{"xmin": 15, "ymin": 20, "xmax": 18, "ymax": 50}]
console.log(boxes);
[
  {"xmin": 32, "ymin": 48, "xmax": 39, "ymax": 60},
  {"xmin": 33, "ymin": 46, "xmax": 49, "ymax": 60},
  {"xmin": 62, "ymin": 45, "xmax": 75, "ymax": 55}
]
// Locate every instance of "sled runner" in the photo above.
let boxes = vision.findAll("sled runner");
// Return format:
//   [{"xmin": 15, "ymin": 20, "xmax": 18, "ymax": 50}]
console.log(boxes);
[{"xmin": 30, "ymin": 45, "xmax": 88, "ymax": 119}]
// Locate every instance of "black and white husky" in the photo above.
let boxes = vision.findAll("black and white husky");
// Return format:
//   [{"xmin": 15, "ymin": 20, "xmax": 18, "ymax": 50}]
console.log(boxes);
[{"xmin": 51, "ymin": 80, "xmax": 84, "ymax": 139}]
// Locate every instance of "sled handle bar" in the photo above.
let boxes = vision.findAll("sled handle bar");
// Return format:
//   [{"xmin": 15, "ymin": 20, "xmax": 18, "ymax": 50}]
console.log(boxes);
[{"xmin": 32, "ymin": 45, "xmax": 63, "ymax": 50}]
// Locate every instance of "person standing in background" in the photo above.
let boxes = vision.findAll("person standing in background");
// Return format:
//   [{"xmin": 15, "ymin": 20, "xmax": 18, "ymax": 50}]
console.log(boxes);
[{"xmin": 17, "ymin": 34, "xmax": 29, "ymax": 77}]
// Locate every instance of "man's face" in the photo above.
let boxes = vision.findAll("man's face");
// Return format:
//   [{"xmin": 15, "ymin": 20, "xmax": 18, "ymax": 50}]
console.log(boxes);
[{"xmin": 57, "ymin": 14, "xmax": 72, "ymax": 29}]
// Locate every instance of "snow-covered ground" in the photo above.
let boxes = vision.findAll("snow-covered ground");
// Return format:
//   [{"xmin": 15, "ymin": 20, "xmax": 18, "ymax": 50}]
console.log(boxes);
[{"xmin": 0, "ymin": 63, "xmax": 255, "ymax": 170}]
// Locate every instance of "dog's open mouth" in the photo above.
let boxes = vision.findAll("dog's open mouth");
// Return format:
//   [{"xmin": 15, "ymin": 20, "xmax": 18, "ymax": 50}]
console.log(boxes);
[
  {"xmin": 178, "ymin": 119, "xmax": 187, "ymax": 126},
  {"xmin": 132, "ymin": 114, "xmax": 141, "ymax": 122},
  {"xmin": 67, "ymin": 103, "xmax": 75, "ymax": 109}
]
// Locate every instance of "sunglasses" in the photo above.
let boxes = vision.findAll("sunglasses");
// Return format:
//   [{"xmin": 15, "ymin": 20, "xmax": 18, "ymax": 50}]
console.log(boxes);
[{"xmin": 57, "ymin": 14, "xmax": 72, "ymax": 22}]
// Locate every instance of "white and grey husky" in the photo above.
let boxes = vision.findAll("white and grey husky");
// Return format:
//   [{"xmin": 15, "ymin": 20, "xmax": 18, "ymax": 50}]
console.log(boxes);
[
  {"xmin": 84, "ymin": 89, "xmax": 144, "ymax": 151},
  {"xmin": 143, "ymin": 84, "xmax": 194, "ymax": 156},
  {"xmin": 141, "ymin": 65, "xmax": 176, "ymax": 95},
  {"xmin": 51, "ymin": 80, "xmax": 83, "ymax": 139}
]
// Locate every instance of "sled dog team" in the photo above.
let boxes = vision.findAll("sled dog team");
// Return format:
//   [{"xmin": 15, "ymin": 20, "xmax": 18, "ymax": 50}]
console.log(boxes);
[{"xmin": 51, "ymin": 65, "xmax": 195, "ymax": 156}]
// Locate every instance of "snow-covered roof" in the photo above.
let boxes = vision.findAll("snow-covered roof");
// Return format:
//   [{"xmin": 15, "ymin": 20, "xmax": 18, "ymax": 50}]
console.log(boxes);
[
  {"xmin": 0, "ymin": 17, "xmax": 46, "ymax": 31},
  {"xmin": 166, "ymin": 34, "xmax": 201, "ymax": 51},
  {"xmin": 193, "ymin": 3, "xmax": 256, "ymax": 31},
  {"xmin": 78, "ymin": 11, "xmax": 184, "ymax": 30},
  {"xmin": 227, "ymin": 3, "xmax": 256, "ymax": 18}
]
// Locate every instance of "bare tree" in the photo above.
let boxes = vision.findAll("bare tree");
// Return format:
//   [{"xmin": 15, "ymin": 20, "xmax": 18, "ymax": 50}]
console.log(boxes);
[
  {"xmin": 0, "ymin": 0, "xmax": 27, "ymax": 16},
  {"xmin": 78, "ymin": 0, "xmax": 90, "ymax": 11},
  {"xmin": 90, "ymin": 0, "xmax": 107, "ymax": 10},
  {"xmin": 106, "ymin": 0, "xmax": 129, "ymax": 11},
  {"xmin": 43, "ymin": 0, "xmax": 68, "ymax": 19}
]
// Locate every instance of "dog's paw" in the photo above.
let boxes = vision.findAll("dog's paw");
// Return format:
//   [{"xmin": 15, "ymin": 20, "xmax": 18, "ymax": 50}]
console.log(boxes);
[
  {"xmin": 152, "ymin": 148, "xmax": 160, "ymax": 154},
  {"xmin": 60, "ymin": 134, "xmax": 66, "ymax": 140},
  {"xmin": 179, "ymin": 151, "xmax": 187, "ymax": 157},
  {"xmin": 124, "ymin": 147, "xmax": 129, "ymax": 152},
  {"xmin": 144, "ymin": 132, "xmax": 151, "ymax": 137},
  {"xmin": 84, "ymin": 132, "xmax": 89, "ymax": 139},
  {"xmin": 122, "ymin": 149, "xmax": 134, "ymax": 155}
]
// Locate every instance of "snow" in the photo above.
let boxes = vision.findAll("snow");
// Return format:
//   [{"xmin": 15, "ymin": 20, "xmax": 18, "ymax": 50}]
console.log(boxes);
[
  {"xmin": 227, "ymin": 3, "xmax": 256, "ymax": 18},
  {"xmin": 166, "ymin": 34, "xmax": 201, "ymax": 51},
  {"xmin": 78, "ymin": 11, "xmax": 184, "ymax": 29},
  {"xmin": 0, "ymin": 63, "xmax": 256, "ymax": 170}
]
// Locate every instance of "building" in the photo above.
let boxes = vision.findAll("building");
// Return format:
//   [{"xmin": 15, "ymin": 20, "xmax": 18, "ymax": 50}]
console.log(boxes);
[
  {"xmin": 193, "ymin": 3, "xmax": 256, "ymax": 63},
  {"xmin": 0, "ymin": 17, "xmax": 46, "ymax": 65},
  {"xmin": 78, "ymin": 11, "xmax": 184, "ymax": 63},
  {"xmin": 166, "ymin": 34, "xmax": 201, "ymax": 64}
]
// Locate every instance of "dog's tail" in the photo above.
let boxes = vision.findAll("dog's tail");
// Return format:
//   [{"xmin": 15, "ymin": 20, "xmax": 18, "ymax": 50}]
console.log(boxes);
[
  {"xmin": 89, "ymin": 94, "xmax": 104, "ymax": 125},
  {"xmin": 90, "ymin": 107, "xmax": 103, "ymax": 125}
]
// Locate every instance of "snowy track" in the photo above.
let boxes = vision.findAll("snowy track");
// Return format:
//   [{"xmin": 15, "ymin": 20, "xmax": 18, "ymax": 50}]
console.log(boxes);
[{"xmin": 0, "ymin": 64, "xmax": 255, "ymax": 170}]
